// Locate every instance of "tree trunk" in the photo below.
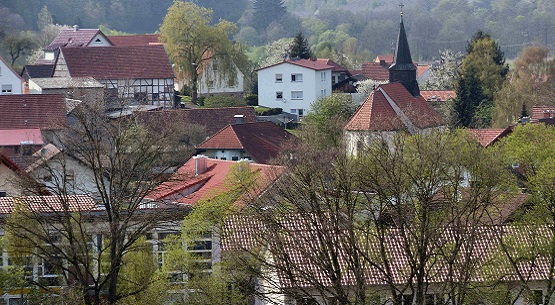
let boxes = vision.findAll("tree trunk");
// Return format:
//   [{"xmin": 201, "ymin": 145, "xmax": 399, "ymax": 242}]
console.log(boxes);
[{"xmin": 192, "ymin": 72, "xmax": 199, "ymax": 105}]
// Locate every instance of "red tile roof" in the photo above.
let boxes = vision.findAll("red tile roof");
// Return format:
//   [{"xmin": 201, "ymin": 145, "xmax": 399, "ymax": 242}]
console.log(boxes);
[
  {"xmin": 375, "ymin": 54, "xmax": 394, "ymax": 64},
  {"xmin": 417, "ymin": 64, "xmax": 430, "ymax": 77},
  {"xmin": 345, "ymin": 83, "xmax": 445, "ymax": 132},
  {"xmin": 45, "ymin": 28, "xmax": 111, "ymax": 51},
  {"xmin": 0, "ymin": 129, "xmax": 43, "ymax": 146},
  {"xmin": 196, "ymin": 121, "xmax": 296, "ymax": 163},
  {"xmin": 148, "ymin": 158, "xmax": 283, "ymax": 206},
  {"xmin": 360, "ymin": 62, "xmax": 390, "ymax": 81},
  {"xmin": 258, "ymin": 58, "xmax": 334, "ymax": 71},
  {"xmin": 316, "ymin": 58, "xmax": 349, "ymax": 73},
  {"xmin": 61, "ymin": 45, "xmax": 175, "ymax": 79},
  {"xmin": 134, "ymin": 107, "xmax": 257, "ymax": 137},
  {"xmin": 420, "ymin": 90, "xmax": 456, "ymax": 102},
  {"xmin": 0, "ymin": 94, "xmax": 66, "ymax": 130},
  {"xmin": 469, "ymin": 127, "xmax": 513, "ymax": 147},
  {"xmin": 531, "ymin": 105, "xmax": 555, "ymax": 123},
  {"xmin": 107, "ymin": 34, "xmax": 161, "ymax": 46},
  {"xmin": 0, "ymin": 194, "xmax": 96, "ymax": 214}
]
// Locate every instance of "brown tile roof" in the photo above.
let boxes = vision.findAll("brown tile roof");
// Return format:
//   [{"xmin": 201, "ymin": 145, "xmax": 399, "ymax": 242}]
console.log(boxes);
[
  {"xmin": 0, "ymin": 94, "xmax": 66, "ymax": 130},
  {"xmin": 360, "ymin": 62, "xmax": 390, "ymax": 81},
  {"xmin": 0, "ymin": 129, "xmax": 43, "ymax": 146},
  {"xmin": 345, "ymin": 83, "xmax": 445, "ymax": 132},
  {"xmin": 375, "ymin": 54, "xmax": 394, "ymax": 64},
  {"xmin": 148, "ymin": 157, "xmax": 283, "ymax": 206},
  {"xmin": 133, "ymin": 107, "xmax": 257, "ymax": 137},
  {"xmin": 420, "ymin": 90, "xmax": 456, "ymax": 102},
  {"xmin": 196, "ymin": 121, "xmax": 296, "ymax": 163},
  {"xmin": 45, "ymin": 28, "xmax": 111, "ymax": 51},
  {"xmin": 0, "ymin": 194, "xmax": 96, "ymax": 214},
  {"xmin": 107, "ymin": 34, "xmax": 161, "ymax": 46},
  {"xmin": 469, "ymin": 127, "xmax": 513, "ymax": 147},
  {"xmin": 316, "ymin": 58, "xmax": 349, "ymax": 73},
  {"xmin": 61, "ymin": 45, "xmax": 175, "ymax": 79},
  {"xmin": 531, "ymin": 105, "xmax": 555, "ymax": 123},
  {"xmin": 258, "ymin": 58, "xmax": 334, "ymax": 71},
  {"xmin": 417, "ymin": 64, "xmax": 430, "ymax": 77}
]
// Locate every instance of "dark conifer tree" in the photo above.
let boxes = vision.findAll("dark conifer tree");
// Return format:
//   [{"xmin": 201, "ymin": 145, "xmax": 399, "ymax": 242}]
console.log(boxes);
[
  {"xmin": 288, "ymin": 31, "xmax": 312, "ymax": 59},
  {"xmin": 252, "ymin": 0, "xmax": 287, "ymax": 32}
]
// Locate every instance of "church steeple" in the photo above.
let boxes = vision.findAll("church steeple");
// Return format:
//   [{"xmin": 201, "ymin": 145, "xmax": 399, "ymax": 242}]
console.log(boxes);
[{"xmin": 389, "ymin": 6, "xmax": 420, "ymax": 97}]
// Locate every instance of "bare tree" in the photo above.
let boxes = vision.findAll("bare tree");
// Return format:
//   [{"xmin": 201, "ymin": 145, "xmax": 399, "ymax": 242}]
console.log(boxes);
[{"xmin": 6, "ymin": 98, "xmax": 194, "ymax": 305}]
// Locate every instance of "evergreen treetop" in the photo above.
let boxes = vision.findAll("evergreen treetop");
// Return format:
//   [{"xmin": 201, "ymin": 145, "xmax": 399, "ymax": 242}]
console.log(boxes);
[{"xmin": 288, "ymin": 31, "xmax": 312, "ymax": 59}]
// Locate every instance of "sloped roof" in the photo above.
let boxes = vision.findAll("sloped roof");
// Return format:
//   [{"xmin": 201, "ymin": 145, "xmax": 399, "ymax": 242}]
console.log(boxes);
[
  {"xmin": 60, "ymin": 45, "xmax": 174, "ymax": 79},
  {"xmin": 469, "ymin": 127, "xmax": 513, "ymax": 147},
  {"xmin": 531, "ymin": 105, "xmax": 555, "ymax": 123},
  {"xmin": 196, "ymin": 121, "xmax": 296, "ymax": 164},
  {"xmin": 134, "ymin": 107, "xmax": 257, "ymax": 137},
  {"xmin": 417, "ymin": 64, "xmax": 430, "ymax": 77},
  {"xmin": 0, "ymin": 129, "xmax": 43, "ymax": 146},
  {"xmin": 389, "ymin": 18, "xmax": 416, "ymax": 72},
  {"xmin": 375, "ymin": 54, "xmax": 394, "ymax": 64},
  {"xmin": 21, "ymin": 64, "xmax": 55, "ymax": 79},
  {"xmin": 345, "ymin": 83, "xmax": 445, "ymax": 132},
  {"xmin": 0, "ymin": 55, "xmax": 24, "ymax": 81},
  {"xmin": 148, "ymin": 158, "xmax": 283, "ymax": 206},
  {"xmin": 316, "ymin": 58, "xmax": 349, "ymax": 73},
  {"xmin": 107, "ymin": 34, "xmax": 161, "ymax": 46},
  {"xmin": 258, "ymin": 58, "xmax": 334, "ymax": 71},
  {"xmin": 30, "ymin": 77, "xmax": 103, "ymax": 89},
  {"xmin": 0, "ymin": 94, "xmax": 66, "ymax": 130},
  {"xmin": 360, "ymin": 62, "xmax": 390, "ymax": 81},
  {"xmin": 420, "ymin": 90, "xmax": 456, "ymax": 102},
  {"xmin": 45, "ymin": 28, "xmax": 111, "ymax": 51},
  {"xmin": 0, "ymin": 194, "xmax": 96, "ymax": 214}
]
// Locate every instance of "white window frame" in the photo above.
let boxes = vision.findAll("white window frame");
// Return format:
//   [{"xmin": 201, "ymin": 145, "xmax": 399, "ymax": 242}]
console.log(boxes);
[
  {"xmin": 321, "ymin": 72, "xmax": 326, "ymax": 81},
  {"xmin": 1, "ymin": 84, "xmax": 12, "ymax": 94},
  {"xmin": 291, "ymin": 73, "xmax": 303, "ymax": 82},
  {"xmin": 291, "ymin": 91, "xmax": 303, "ymax": 100},
  {"xmin": 275, "ymin": 73, "xmax": 283, "ymax": 82}
]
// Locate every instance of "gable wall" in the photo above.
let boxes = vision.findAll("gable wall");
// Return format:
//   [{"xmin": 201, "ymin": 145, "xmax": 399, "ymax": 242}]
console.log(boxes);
[{"xmin": 0, "ymin": 59, "xmax": 23, "ymax": 94}]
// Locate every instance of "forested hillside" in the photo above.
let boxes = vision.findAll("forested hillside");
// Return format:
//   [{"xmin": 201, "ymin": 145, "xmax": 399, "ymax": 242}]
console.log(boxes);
[{"xmin": 1, "ymin": 0, "xmax": 554, "ymax": 64}]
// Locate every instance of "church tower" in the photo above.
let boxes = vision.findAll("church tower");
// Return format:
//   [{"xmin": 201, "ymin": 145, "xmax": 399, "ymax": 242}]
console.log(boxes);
[{"xmin": 389, "ymin": 9, "xmax": 420, "ymax": 97}]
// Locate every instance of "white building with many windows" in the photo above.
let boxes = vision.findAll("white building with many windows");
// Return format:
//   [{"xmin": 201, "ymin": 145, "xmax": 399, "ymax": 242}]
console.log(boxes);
[{"xmin": 257, "ymin": 59, "xmax": 333, "ymax": 118}]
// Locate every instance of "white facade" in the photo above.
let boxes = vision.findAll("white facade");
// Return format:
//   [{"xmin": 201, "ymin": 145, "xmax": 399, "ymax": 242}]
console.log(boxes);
[
  {"xmin": 257, "ymin": 62, "xmax": 332, "ymax": 117},
  {"xmin": 198, "ymin": 59, "xmax": 244, "ymax": 96},
  {"xmin": 0, "ymin": 57, "xmax": 23, "ymax": 95}
]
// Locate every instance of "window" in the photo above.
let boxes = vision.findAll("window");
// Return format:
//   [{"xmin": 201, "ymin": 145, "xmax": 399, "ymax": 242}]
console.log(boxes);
[
  {"xmin": 321, "ymin": 89, "xmax": 326, "ymax": 97},
  {"xmin": 298, "ymin": 109, "xmax": 304, "ymax": 117},
  {"xmin": 291, "ymin": 91, "xmax": 303, "ymax": 99},
  {"xmin": 207, "ymin": 80, "xmax": 214, "ymax": 89},
  {"xmin": 291, "ymin": 73, "xmax": 303, "ymax": 82},
  {"xmin": 1, "ymin": 84, "xmax": 12, "ymax": 94},
  {"xmin": 290, "ymin": 109, "xmax": 297, "ymax": 114},
  {"xmin": 321, "ymin": 72, "xmax": 326, "ymax": 81},
  {"xmin": 275, "ymin": 73, "xmax": 283, "ymax": 82},
  {"xmin": 232, "ymin": 156, "xmax": 239, "ymax": 161},
  {"xmin": 276, "ymin": 91, "xmax": 283, "ymax": 100},
  {"xmin": 152, "ymin": 92, "xmax": 159, "ymax": 100}
]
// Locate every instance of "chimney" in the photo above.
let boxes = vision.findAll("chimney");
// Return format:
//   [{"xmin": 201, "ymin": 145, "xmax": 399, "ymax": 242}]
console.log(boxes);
[
  {"xmin": 234, "ymin": 114, "xmax": 245, "ymax": 124},
  {"xmin": 194, "ymin": 155, "xmax": 208, "ymax": 176},
  {"xmin": 72, "ymin": 25, "xmax": 79, "ymax": 31}
]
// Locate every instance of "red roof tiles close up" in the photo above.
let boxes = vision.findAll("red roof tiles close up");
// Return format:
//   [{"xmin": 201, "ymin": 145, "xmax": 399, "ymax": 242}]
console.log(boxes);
[
  {"xmin": 0, "ymin": 94, "xmax": 66, "ymax": 130},
  {"xmin": 108, "ymin": 34, "xmax": 161, "ymax": 47},
  {"xmin": 345, "ymin": 83, "xmax": 444, "ymax": 132}
]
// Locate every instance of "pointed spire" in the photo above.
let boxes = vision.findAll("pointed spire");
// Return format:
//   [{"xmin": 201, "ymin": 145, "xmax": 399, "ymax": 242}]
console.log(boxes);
[{"xmin": 389, "ymin": 6, "xmax": 420, "ymax": 97}]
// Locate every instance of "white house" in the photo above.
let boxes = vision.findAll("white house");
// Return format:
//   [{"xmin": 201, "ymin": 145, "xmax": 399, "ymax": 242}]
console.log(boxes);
[
  {"xmin": 257, "ymin": 59, "xmax": 333, "ymax": 118},
  {"xmin": 198, "ymin": 58, "xmax": 244, "ymax": 97},
  {"xmin": 0, "ymin": 55, "xmax": 24, "ymax": 95}
]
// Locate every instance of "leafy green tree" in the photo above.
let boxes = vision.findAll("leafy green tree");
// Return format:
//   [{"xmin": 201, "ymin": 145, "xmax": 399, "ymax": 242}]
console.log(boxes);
[
  {"xmin": 287, "ymin": 31, "xmax": 311, "ymax": 59},
  {"xmin": 37, "ymin": 6, "xmax": 53, "ymax": 31},
  {"xmin": 452, "ymin": 31, "xmax": 508, "ymax": 127},
  {"xmin": 303, "ymin": 94, "xmax": 357, "ymax": 148},
  {"xmin": 160, "ymin": 1, "xmax": 240, "ymax": 104},
  {"xmin": 493, "ymin": 46, "xmax": 555, "ymax": 127},
  {"xmin": 2, "ymin": 31, "xmax": 37, "ymax": 66}
]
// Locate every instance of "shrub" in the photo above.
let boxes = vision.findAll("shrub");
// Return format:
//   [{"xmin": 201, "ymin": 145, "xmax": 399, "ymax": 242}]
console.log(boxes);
[
  {"xmin": 203, "ymin": 95, "xmax": 246, "ymax": 108},
  {"xmin": 244, "ymin": 94, "xmax": 258, "ymax": 106}
]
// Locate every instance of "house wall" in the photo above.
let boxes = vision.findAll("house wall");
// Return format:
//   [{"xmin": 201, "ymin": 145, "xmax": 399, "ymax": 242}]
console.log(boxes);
[
  {"xmin": 0, "ymin": 59, "xmax": 23, "ymax": 95},
  {"xmin": 0, "ymin": 163, "xmax": 24, "ymax": 196},
  {"xmin": 101, "ymin": 78, "xmax": 174, "ymax": 107},
  {"xmin": 198, "ymin": 60, "xmax": 244, "ymax": 95},
  {"xmin": 198, "ymin": 149, "xmax": 252, "ymax": 162},
  {"xmin": 258, "ymin": 63, "xmax": 332, "ymax": 116}
]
